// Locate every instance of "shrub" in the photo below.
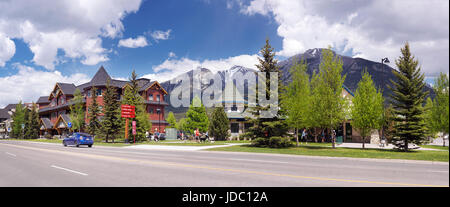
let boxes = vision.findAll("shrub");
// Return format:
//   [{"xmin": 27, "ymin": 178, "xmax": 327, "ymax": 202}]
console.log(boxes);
[
  {"xmin": 251, "ymin": 138, "xmax": 268, "ymax": 147},
  {"xmin": 269, "ymin": 137, "xmax": 293, "ymax": 148}
]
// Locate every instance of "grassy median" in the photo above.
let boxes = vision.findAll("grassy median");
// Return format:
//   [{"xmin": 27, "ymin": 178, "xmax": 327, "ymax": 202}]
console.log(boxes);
[{"xmin": 206, "ymin": 143, "xmax": 449, "ymax": 162}]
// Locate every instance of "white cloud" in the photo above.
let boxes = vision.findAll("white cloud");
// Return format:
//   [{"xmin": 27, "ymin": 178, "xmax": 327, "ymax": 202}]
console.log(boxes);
[
  {"xmin": 0, "ymin": 33, "xmax": 15, "ymax": 67},
  {"xmin": 238, "ymin": 0, "xmax": 449, "ymax": 76},
  {"xmin": 0, "ymin": 64, "xmax": 90, "ymax": 108},
  {"xmin": 142, "ymin": 54, "xmax": 259, "ymax": 82},
  {"xmin": 168, "ymin": 52, "xmax": 176, "ymax": 58},
  {"xmin": 118, "ymin": 36, "xmax": 149, "ymax": 48},
  {"xmin": 0, "ymin": 0, "xmax": 142, "ymax": 70},
  {"xmin": 150, "ymin": 29, "xmax": 172, "ymax": 41}
]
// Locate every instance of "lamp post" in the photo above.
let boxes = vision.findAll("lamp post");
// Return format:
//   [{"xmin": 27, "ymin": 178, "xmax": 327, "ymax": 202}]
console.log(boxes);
[{"xmin": 381, "ymin": 57, "xmax": 390, "ymax": 144}]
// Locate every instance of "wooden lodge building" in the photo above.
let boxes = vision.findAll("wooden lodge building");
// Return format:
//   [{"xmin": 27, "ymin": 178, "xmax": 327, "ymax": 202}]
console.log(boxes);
[{"xmin": 37, "ymin": 66, "xmax": 169, "ymax": 137}]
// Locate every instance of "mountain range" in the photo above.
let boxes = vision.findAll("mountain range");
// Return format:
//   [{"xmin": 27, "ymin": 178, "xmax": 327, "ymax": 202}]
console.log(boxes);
[{"xmin": 160, "ymin": 48, "xmax": 435, "ymax": 114}]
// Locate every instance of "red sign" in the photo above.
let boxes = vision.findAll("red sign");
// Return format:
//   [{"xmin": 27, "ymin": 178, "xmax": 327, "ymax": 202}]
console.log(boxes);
[
  {"xmin": 121, "ymin": 104, "xmax": 136, "ymax": 118},
  {"xmin": 132, "ymin": 121, "xmax": 136, "ymax": 135}
]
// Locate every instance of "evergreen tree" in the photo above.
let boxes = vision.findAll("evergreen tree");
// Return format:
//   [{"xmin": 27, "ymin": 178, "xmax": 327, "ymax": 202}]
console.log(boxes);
[
  {"xmin": 208, "ymin": 107, "xmax": 230, "ymax": 141},
  {"xmin": 121, "ymin": 70, "xmax": 151, "ymax": 142},
  {"xmin": 351, "ymin": 70, "xmax": 384, "ymax": 149},
  {"xmin": 87, "ymin": 86, "xmax": 101, "ymax": 136},
  {"xmin": 99, "ymin": 80, "xmax": 122, "ymax": 143},
  {"xmin": 69, "ymin": 89, "xmax": 85, "ymax": 133},
  {"xmin": 23, "ymin": 106, "xmax": 30, "ymax": 139},
  {"xmin": 167, "ymin": 112, "xmax": 177, "ymax": 128},
  {"xmin": 185, "ymin": 96, "xmax": 209, "ymax": 133},
  {"xmin": 245, "ymin": 38, "xmax": 287, "ymax": 139},
  {"xmin": 388, "ymin": 43, "xmax": 429, "ymax": 151},
  {"xmin": 281, "ymin": 58, "xmax": 311, "ymax": 146},
  {"xmin": 25, "ymin": 103, "xmax": 40, "ymax": 139},
  {"xmin": 11, "ymin": 101, "xmax": 25, "ymax": 138}
]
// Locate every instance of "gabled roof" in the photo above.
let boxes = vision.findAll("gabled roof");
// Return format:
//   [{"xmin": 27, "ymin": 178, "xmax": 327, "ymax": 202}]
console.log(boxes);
[
  {"xmin": 53, "ymin": 114, "xmax": 71, "ymax": 128},
  {"xmin": 3, "ymin": 104, "xmax": 17, "ymax": 111},
  {"xmin": 58, "ymin": 83, "xmax": 77, "ymax": 95},
  {"xmin": 40, "ymin": 118, "xmax": 52, "ymax": 129},
  {"xmin": 36, "ymin": 96, "xmax": 50, "ymax": 104},
  {"xmin": 0, "ymin": 109, "xmax": 10, "ymax": 119}
]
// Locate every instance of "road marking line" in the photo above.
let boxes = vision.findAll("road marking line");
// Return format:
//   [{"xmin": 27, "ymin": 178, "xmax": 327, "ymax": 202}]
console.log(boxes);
[
  {"xmin": 51, "ymin": 165, "xmax": 88, "ymax": 176},
  {"xmin": 5, "ymin": 152, "xmax": 16, "ymax": 157},
  {"xmin": 1, "ymin": 143, "xmax": 447, "ymax": 187},
  {"xmin": 228, "ymin": 158, "xmax": 289, "ymax": 164}
]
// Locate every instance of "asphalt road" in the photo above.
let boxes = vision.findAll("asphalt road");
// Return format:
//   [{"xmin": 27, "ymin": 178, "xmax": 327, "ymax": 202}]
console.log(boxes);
[{"xmin": 0, "ymin": 140, "xmax": 448, "ymax": 187}]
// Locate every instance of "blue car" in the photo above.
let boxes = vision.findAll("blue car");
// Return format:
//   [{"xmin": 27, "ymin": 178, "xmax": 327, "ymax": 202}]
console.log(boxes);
[{"xmin": 63, "ymin": 132, "xmax": 94, "ymax": 148}]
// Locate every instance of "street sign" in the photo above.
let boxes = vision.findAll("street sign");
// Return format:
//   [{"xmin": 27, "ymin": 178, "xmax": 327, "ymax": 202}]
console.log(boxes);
[
  {"xmin": 132, "ymin": 121, "xmax": 136, "ymax": 135},
  {"xmin": 121, "ymin": 104, "xmax": 136, "ymax": 118},
  {"xmin": 68, "ymin": 122, "xmax": 72, "ymax": 128}
]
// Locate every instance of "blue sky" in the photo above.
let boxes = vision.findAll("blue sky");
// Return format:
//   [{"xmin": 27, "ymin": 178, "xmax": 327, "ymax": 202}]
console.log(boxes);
[
  {"xmin": 1, "ymin": 0, "xmax": 282, "ymax": 79},
  {"xmin": 0, "ymin": 0, "xmax": 448, "ymax": 107}
]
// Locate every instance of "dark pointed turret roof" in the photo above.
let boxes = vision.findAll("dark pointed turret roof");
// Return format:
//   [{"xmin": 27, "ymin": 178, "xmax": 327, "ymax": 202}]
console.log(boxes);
[{"xmin": 90, "ymin": 66, "xmax": 112, "ymax": 86}]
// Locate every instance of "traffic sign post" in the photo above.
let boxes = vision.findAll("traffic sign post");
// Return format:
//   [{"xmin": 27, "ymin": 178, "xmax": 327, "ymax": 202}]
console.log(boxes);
[
  {"xmin": 132, "ymin": 121, "xmax": 136, "ymax": 144},
  {"xmin": 121, "ymin": 105, "xmax": 136, "ymax": 143}
]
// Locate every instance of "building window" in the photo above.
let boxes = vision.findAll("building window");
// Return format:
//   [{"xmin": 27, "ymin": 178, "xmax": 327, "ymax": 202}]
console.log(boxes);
[
  {"xmin": 149, "ymin": 108, "xmax": 153, "ymax": 114},
  {"xmin": 87, "ymin": 91, "xmax": 91, "ymax": 97},
  {"xmin": 96, "ymin": 88, "xmax": 102, "ymax": 96},
  {"xmin": 149, "ymin": 94, "xmax": 153, "ymax": 101},
  {"xmin": 230, "ymin": 123, "xmax": 239, "ymax": 133},
  {"xmin": 156, "ymin": 95, "xmax": 160, "ymax": 102}
]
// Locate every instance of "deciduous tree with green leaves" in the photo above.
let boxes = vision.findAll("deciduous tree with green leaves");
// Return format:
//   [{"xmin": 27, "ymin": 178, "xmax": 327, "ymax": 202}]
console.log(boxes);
[
  {"xmin": 185, "ymin": 96, "xmax": 209, "ymax": 133},
  {"xmin": 69, "ymin": 89, "xmax": 85, "ymax": 133},
  {"xmin": 431, "ymin": 73, "xmax": 449, "ymax": 146},
  {"xmin": 11, "ymin": 101, "xmax": 25, "ymax": 138},
  {"xmin": 167, "ymin": 112, "xmax": 177, "ymax": 128},
  {"xmin": 313, "ymin": 48, "xmax": 348, "ymax": 148},
  {"xmin": 281, "ymin": 58, "xmax": 311, "ymax": 146},
  {"xmin": 351, "ymin": 70, "xmax": 384, "ymax": 149}
]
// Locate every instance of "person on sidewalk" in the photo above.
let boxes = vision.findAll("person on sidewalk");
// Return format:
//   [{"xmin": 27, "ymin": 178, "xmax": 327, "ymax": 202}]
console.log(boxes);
[{"xmin": 302, "ymin": 128, "xmax": 308, "ymax": 145}]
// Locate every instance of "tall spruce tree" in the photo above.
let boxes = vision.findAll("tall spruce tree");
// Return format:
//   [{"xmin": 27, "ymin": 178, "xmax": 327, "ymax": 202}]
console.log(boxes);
[
  {"xmin": 99, "ymin": 80, "xmax": 122, "ymax": 143},
  {"xmin": 69, "ymin": 89, "xmax": 85, "ymax": 133},
  {"xmin": 244, "ymin": 38, "xmax": 287, "ymax": 139},
  {"xmin": 121, "ymin": 70, "xmax": 151, "ymax": 142},
  {"xmin": 11, "ymin": 101, "xmax": 25, "ymax": 138},
  {"xmin": 87, "ymin": 86, "xmax": 101, "ymax": 136},
  {"xmin": 208, "ymin": 107, "xmax": 230, "ymax": 141},
  {"xmin": 281, "ymin": 58, "xmax": 311, "ymax": 146},
  {"xmin": 25, "ymin": 103, "xmax": 40, "ymax": 139},
  {"xmin": 351, "ymin": 70, "xmax": 384, "ymax": 149},
  {"xmin": 388, "ymin": 43, "xmax": 429, "ymax": 151}
]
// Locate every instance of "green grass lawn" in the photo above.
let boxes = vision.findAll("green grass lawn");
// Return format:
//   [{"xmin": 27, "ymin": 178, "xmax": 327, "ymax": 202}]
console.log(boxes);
[
  {"xmin": 419, "ymin": 145, "xmax": 449, "ymax": 151},
  {"xmin": 206, "ymin": 143, "xmax": 449, "ymax": 162}
]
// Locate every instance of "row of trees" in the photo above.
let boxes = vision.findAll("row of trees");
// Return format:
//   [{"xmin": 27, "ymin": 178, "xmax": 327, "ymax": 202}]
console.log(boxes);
[
  {"xmin": 10, "ymin": 102, "xmax": 40, "ymax": 139},
  {"xmin": 166, "ymin": 97, "xmax": 231, "ymax": 141},
  {"xmin": 69, "ymin": 70, "xmax": 151, "ymax": 143}
]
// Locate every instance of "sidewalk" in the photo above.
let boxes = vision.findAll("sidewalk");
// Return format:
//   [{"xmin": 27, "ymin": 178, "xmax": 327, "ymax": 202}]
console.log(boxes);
[
  {"xmin": 336, "ymin": 143, "xmax": 443, "ymax": 151},
  {"xmin": 124, "ymin": 143, "xmax": 244, "ymax": 151}
]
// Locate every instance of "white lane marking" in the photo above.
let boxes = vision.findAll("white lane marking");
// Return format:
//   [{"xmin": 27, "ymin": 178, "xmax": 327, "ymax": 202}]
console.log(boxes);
[
  {"xmin": 227, "ymin": 158, "xmax": 289, "ymax": 164},
  {"xmin": 5, "ymin": 152, "xmax": 16, "ymax": 157},
  {"xmin": 51, "ymin": 165, "xmax": 88, "ymax": 176},
  {"xmin": 429, "ymin": 170, "xmax": 449, "ymax": 173}
]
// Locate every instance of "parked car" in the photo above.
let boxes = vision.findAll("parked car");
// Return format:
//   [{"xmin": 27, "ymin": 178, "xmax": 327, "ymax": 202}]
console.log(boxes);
[
  {"xmin": 63, "ymin": 132, "xmax": 94, "ymax": 148},
  {"xmin": 158, "ymin": 133, "xmax": 166, "ymax": 141}
]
